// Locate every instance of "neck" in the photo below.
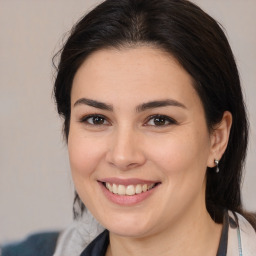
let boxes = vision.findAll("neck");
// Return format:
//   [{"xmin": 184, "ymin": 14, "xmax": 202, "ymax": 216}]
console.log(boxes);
[{"xmin": 106, "ymin": 207, "xmax": 222, "ymax": 256}]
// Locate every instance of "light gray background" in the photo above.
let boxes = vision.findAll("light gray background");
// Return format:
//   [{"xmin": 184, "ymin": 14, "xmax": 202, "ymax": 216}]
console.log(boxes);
[{"xmin": 0, "ymin": 0, "xmax": 255, "ymax": 243}]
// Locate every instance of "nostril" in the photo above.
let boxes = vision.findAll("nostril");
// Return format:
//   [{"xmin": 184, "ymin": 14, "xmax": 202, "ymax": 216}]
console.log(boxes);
[
  {"xmin": 106, "ymin": 152, "xmax": 145, "ymax": 170},
  {"xmin": 127, "ymin": 162, "xmax": 140, "ymax": 168}
]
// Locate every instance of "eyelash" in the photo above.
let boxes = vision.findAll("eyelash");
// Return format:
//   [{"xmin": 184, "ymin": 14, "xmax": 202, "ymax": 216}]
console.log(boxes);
[
  {"xmin": 79, "ymin": 114, "xmax": 177, "ymax": 127},
  {"xmin": 145, "ymin": 114, "xmax": 177, "ymax": 127},
  {"xmin": 80, "ymin": 114, "xmax": 110, "ymax": 126}
]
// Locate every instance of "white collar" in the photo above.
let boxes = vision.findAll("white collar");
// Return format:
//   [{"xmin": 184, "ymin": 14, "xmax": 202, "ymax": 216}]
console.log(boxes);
[
  {"xmin": 227, "ymin": 211, "xmax": 256, "ymax": 256},
  {"xmin": 53, "ymin": 211, "xmax": 104, "ymax": 256},
  {"xmin": 54, "ymin": 210, "xmax": 256, "ymax": 256}
]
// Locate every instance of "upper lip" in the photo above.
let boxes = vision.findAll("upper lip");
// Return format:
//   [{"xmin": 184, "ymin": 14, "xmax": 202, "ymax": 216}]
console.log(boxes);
[{"xmin": 99, "ymin": 177, "xmax": 161, "ymax": 186}]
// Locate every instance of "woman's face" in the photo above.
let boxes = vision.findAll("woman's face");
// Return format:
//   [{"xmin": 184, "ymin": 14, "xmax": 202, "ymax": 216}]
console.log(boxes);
[{"xmin": 68, "ymin": 46, "xmax": 216, "ymax": 238}]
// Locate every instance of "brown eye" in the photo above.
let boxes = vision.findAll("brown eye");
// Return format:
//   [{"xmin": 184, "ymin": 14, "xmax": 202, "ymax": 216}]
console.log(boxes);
[
  {"xmin": 82, "ymin": 115, "xmax": 109, "ymax": 125},
  {"xmin": 91, "ymin": 116, "xmax": 105, "ymax": 125},
  {"xmin": 146, "ymin": 115, "xmax": 177, "ymax": 127},
  {"xmin": 153, "ymin": 116, "xmax": 167, "ymax": 126}
]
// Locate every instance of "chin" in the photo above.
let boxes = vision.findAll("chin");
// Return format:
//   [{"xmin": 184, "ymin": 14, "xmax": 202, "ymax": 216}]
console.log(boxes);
[
  {"xmin": 98, "ymin": 212, "xmax": 156, "ymax": 238},
  {"xmin": 108, "ymin": 224, "xmax": 153, "ymax": 238}
]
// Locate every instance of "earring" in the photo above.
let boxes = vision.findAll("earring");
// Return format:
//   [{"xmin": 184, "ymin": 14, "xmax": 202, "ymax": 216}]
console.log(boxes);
[{"xmin": 214, "ymin": 159, "xmax": 219, "ymax": 173}]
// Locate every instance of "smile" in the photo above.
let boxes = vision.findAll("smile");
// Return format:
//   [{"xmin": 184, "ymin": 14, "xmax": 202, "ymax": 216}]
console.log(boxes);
[
  {"xmin": 99, "ymin": 179, "xmax": 161, "ymax": 205},
  {"xmin": 104, "ymin": 182, "xmax": 158, "ymax": 196}
]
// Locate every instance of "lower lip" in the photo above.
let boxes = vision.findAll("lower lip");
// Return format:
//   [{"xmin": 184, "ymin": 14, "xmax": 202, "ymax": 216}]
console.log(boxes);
[{"xmin": 99, "ymin": 182, "xmax": 158, "ymax": 206}]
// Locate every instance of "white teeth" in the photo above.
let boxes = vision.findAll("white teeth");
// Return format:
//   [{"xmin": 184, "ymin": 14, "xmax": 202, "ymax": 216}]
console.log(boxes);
[
  {"xmin": 105, "ymin": 182, "xmax": 156, "ymax": 196},
  {"xmin": 135, "ymin": 184, "xmax": 142, "ymax": 194},
  {"xmin": 148, "ymin": 184, "xmax": 154, "ymax": 190},
  {"xmin": 117, "ymin": 185, "xmax": 126, "ymax": 195},
  {"xmin": 106, "ymin": 182, "xmax": 112, "ymax": 192},
  {"xmin": 126, "ymin": 185, "xmax": 135, "ymax": 196},
  {"xmin": 112, "ymin": 183, "xmax": 118, "ymax": 194}
]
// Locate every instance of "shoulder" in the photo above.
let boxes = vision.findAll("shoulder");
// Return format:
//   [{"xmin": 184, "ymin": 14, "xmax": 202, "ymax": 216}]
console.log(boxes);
[
  {"xmin": 227, "ymin": 211, "xmax": 256, "ymax": 256},
  {"xmin": 80, "ymin": 230, "xmax": 109, "ymax": 256},
  {"xmin": 1, "ymin": 232, "xmax": 59, "ymax": 256}
]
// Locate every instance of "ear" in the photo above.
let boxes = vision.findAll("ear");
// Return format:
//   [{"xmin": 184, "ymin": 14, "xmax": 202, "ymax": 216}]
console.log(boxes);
[{"xmin": 207, "ymin": 111, "xmax": 232, "ymax": 167}]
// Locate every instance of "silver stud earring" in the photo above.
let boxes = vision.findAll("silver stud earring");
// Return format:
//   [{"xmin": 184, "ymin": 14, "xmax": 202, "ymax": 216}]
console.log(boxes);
[{"xmin": 214, "ymin": 159, "xmax": 219, "ymax": 173}]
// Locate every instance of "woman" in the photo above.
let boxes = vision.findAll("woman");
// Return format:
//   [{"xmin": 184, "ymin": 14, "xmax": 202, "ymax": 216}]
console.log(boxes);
[{"xmin": 2, "ymin": 0, "xmax": 255, "ymax": 255}]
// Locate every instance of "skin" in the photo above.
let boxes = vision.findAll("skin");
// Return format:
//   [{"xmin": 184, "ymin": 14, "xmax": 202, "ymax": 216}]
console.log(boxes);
[{"xmin": 68, "ymin": 46, "xmax": 232, "ymax": 256}]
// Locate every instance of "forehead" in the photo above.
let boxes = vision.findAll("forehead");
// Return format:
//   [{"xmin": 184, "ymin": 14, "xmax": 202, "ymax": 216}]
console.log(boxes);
[{"xmin": 71, "ymin": 46, "xmax": 200, "ymax": 108}]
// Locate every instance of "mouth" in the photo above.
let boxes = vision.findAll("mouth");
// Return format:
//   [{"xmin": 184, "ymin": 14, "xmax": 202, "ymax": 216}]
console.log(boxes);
[
  {"xmin": 102, "ymin": 182, "xmax": 160, "ymax": 196},
  {"xmin": 98, "ymin": 178, "xmax": 161, "ymax": 205}
]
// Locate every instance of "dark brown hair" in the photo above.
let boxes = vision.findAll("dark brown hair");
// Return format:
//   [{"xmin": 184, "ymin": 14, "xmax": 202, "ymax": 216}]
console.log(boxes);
[{"xmin": 53, "ymin": 0, "xmax": 255, "ymax": 227}]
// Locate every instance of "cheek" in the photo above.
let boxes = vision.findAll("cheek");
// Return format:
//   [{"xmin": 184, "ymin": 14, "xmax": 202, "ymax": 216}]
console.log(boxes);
[
  {"xmin": 145, "ymin": 129, "xmax": 211, "ymax": 180},
  {"xmin": 68, "ymin": 133, "xmax": 106, "ymax": 181}
]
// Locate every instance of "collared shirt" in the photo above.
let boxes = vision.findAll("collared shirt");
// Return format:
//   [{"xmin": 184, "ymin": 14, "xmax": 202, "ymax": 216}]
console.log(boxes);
[
  {"xmin": 79, "ymin": 211, "xmax": 256, "ymax": 256},
  {"xmin": 2, "ymin": 211, "xmax": 255, "ymax": 256}
]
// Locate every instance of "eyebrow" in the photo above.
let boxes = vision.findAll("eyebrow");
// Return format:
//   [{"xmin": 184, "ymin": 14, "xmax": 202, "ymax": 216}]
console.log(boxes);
[
  {"xmin": 136, "ymin": 99, "xmax": 186, "ymax": 112},
  {"xmin": 73, "ymin": 98, "xmax": 186, "ymax": 112},
  {"xmin": 74, "ymin": 98, "xmax": 113, "ymax": 111}
]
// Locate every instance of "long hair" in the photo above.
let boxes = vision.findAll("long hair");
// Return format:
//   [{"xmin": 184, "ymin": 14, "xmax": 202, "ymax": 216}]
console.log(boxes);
[{"xmin": 53, "ymin": 0, "xmax": 255, "ymax": 227}]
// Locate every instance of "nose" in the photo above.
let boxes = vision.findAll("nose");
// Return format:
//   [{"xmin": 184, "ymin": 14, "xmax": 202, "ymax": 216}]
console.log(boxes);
[{"xmin": 105, "ymin": 127, "xmax": 146, "ymax": 171}]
